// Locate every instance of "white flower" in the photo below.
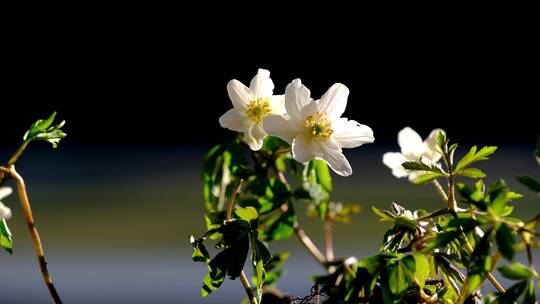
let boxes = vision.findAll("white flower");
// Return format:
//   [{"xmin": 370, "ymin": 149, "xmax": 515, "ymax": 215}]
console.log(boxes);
[
  {"xmin": 264, "ymin": 79, "xmax": 374, "ymax": 176},
  {"xmin": 219, "ymin": 69, "xmax": 285, "ymax": 151},
  {"xmin": 382, "ymin": 127, "xmax": 444, "ymax": 181},
  {"xmin": 0, "ymin": 187, "xmax": 13, "ymax": 220}
]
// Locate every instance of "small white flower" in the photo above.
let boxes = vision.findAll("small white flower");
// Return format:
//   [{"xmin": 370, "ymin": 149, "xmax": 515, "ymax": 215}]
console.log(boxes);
[
  {"xmin": 0, "ymin": 187, "xmax": 13, "ymax": 220},
  {"xmin": 382, "ymin": 127, "xmax": 444, "ymax": 181},
  {"xmin": 264, "ymin": 79, "xmax": 374, "ymax": 176},
  {"xmin": 219, "ymin": 69, "xmax": 285, "ymax": 151}
]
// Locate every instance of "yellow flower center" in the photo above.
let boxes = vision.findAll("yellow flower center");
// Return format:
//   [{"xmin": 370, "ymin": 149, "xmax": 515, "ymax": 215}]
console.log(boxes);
[
  {"xmin": 305, "ymin": 112, "xmax": 333, "ymax": 141},
  {"xmin": 246, "ymin": 97, "xmax": 271, "ymax": 123}
]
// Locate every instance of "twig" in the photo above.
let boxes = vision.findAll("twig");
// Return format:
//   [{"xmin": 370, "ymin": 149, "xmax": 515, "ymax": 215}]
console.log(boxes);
[
  {"xmin": 7, "ymin": 140, "xmax": 30, "ymax": 167},
  {"xmin": 294, "ymin": 222, "xmax": 327, "ymax": 266},
  {"xmin": 8, "ymin": 167, "xmax": 62, "ymax": 304},
  {"xmin": 271, "ymin": 163, "xmax": 328, "ymax": 268},
  {"xmin": 324, "ymin": 219, "xmax": 334, "ymax": 262}
]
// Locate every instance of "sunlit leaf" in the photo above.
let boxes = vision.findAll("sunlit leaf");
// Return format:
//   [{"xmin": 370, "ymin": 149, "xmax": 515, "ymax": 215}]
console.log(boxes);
[
  {"xmin": 0, "ymin": 219, "xmax": 13, "ymax": 254},
  {"xmin": 498, "ymin": 263, "xmax": 533, "ymax": 280}
]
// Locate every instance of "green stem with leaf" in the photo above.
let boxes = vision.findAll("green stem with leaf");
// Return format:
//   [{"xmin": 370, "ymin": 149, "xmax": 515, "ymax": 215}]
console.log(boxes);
[
  {"xmin": 0, "ymin": 112, "xmax": 66, "ymax": 303},
  {"xmin": 432, "ymin": 178, "xmax": 506, "ymax": 303},
  {"xmin": 225, "ymin": 180, "xmax": 258, "ymax": 304}
]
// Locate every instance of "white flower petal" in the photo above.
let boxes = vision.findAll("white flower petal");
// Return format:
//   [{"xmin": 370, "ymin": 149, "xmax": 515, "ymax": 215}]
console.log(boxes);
[
  {"xmin": 398, "ymin": 127, "xmax": 425, "ymax": 157},
  {"xmin": 0, "ymin": 202, "xmax": 11, "ymax": 220},
  {"xmin": 332, "ymin": 119, "xmax": 374, "ymax": 148},
  {"xmin": 423, "ymin": 128, "xmax": 444, "ymax": 162},
  {"xmin": 227, "ymin": 79, "xmax": 251, "ymax": 110},
  {"xmin": 285, "ymin": 79, "xmax": 312, "ymax": 124},
  {"xmin": 292, "ymin": 134, "xmax": 318, "ymax": 163},
  {"xmin": 382, "ymin": 152, "xmax": 407, "ymax": 170},
  {"xmin": 249, "ymin": 69, "xmax": 274, "ymax": 98},
  {"xmin": 0, "ymin": 187, "xmax": 12, "ymax": 200},
  {"xmin": 219, "ymin": 108, "xmax": 249, "ymax": 132},
  {"xmin": 319, "ymin": 142, "xmax": 352, "ymax": 176},
  {"xmin": 383, "ymin": 152, "xmax": 409, "ymax": 178},
  {"xmin": 316, "ymin": 83, "xmax": 349, "ymax": 119},
  {"xmin": 245, "ymin": 124, "xmax": 265, "ymax": 151},
  {"xmin": 264, "ymin": 115, "xmax": 298, "ymax": 144},
  {"xmin": 269, "ymin": 95, "xmax": 286, "ymax": 115}
]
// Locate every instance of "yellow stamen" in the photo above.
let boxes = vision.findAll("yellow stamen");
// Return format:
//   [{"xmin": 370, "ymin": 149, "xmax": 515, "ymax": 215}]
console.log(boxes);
[
  {"xmin": 246, "ymin": 97, "xmax": 271, "ymax": 123},
  {"xmin": 305, "ymin": 112, "xmax": 333, "ymax": 141}
]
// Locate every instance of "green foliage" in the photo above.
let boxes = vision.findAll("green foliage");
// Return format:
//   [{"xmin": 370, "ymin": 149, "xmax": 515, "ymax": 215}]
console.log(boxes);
[
  {"xmin": 23, "ymin": 112, "xmax": 67, "ymax": 148},
  {"xmin": 517, "ymin": 176, "xmax": 540, "ymax": 194},
  {"xmin": 498, "ymin": 263, "xmax": 533, "ymax": 280},
  {"xmin": 191, "ymin": 207, "xmax": 272, "ymax": 298},
  {"xmin": 454, "ymin": 146, "xmax": 497, "ymax": 173},
  {"xmin": 0, "ymin": 219, "xmax": 13, "ymax": 254},
  {"xmin": 192, "ymin": 130, "xmax": 540, "ymax": 303}
]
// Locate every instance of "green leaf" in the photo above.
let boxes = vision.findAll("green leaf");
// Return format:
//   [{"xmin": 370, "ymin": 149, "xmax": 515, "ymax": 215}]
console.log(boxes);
[
  {"xmin": 435, "ymin": 130, "xmax": 446, "ymax": 148},
  {"xmin": 494, "ymin": 280, "xmax": 528, "ymax": 303},
  {"xmin": 498, "ymin": 263, "xmax": 533, "ymax": 280},
  {"xmin": 516, "ymin": 176, "xmax": 540, "ymax": 194},
  {"xmin": 458, "ymin": 168, "xmax": 486, "ymax": 179},
  {"xmin": 261, "ymin": 136, "xmax": 289, "ymax": 153},
  {"xmin": 387, "ymin": 255, "xmax": 415, "ymax": 295},
  {"xmin": 371, "ymin": 207, "xmax": 395, "ymax": 221},
  {"xmin": 402, "ymin": 161, "xmax": 443, "ymax": 173},
  {"xmin": 264, "ymin": 207, "xmax": 296, "ymax": 241},
  {"xmin": 455, "ymin": 145, "xmax": 497, "ymax": 172},
  {"xmin": 0, "ymin": 219, "xmax": 13, "ymax": 254},
  {"xmin": 263, "ymin": 252, "xmax": 289, "ymax": 286},
  {"xmin": 23, "ymin": 112, "xmax": 67, "ymax": 148},
  {"xmin": 235, "ymin": 207, "xmax": 258, "ymax": 223},
  {"xmin": 489, "ymin": 191, "xmax": 508, "ymax": 216},
  {"xmin": 413, "ymin": 253, "xmax": 430, "ymax": 288},
  {"xmin": 312, "ymin": 160, "xmax": 332, "ymax": 192},
  {"xmin": 413, "ymin": 172, "xmax": 446, "ymax": 184},
  {"xmin": 496, "ymin": 223, "xmax": 516, "ymax": 261},
  {"xmin": 524, "ymin": 279, "xmax": 536, "ymax": 304},
  {"xmin": 201, "ymin": 271, "xmax": 225, "ymax": 297},
  {"xmin": 190, "ymin": 235, "xmax": 210, "ymax": 263},
  {"xmin": 462, "ymin": 229, "xmax": 493, "ymax": 294}
]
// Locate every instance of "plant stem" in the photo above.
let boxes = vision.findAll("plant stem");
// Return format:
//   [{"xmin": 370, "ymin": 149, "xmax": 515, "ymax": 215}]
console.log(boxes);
[
  {"xmin": 224, "ymin": 179, "xmax": 257, "ymax": 304},
  {"xmin": 9, "ymin": 167, "xmax": 62, "ymax": 304},
  {"xmin": 438, "ymin": 176, "xmax": 506, "ymax": 300},
  {"xmin": 7, "ymin": 140, "xmax": 30, "ymax": 168},
  {"xmin": 271, "ymin": 164, "xmax": 328, "ymax": 268},
  {"xmin": 226, "ymin": 180, "xmax": 243, "ymax": 220},
  {"xmin": 324, "ymin": 219, "xmax": 334, "ymax": 262},
  {"xmin": 294, "ymin": 222, "xmax": 327, "ymax": 266},
  {"xmin": 431, "ymin": 179, "xmax": 448, "ymax": 202},
  {"xmin": 240, "ymin": 272, "xmax": 258, "ymax": 304}
]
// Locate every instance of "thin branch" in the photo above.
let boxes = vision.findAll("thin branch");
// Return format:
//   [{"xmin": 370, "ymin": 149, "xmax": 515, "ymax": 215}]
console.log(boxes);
[
  {"xmin": 271, "ymin": 163, "xmax": 328, "ymax": 268},
  {"xmin": 8, "ymin": 167, "xmax": 62, "ymax": 304},
  {"xmin": 431, "ymin": 179, "xmax": 448, "ymax": 202},
  {"xmin": 294, "ymin": 222, "xmax": 327, "ymax": 266},
  {"xmin": 7, "ymin": 140, "xmax": 30, "ymax": 167},
  {"xmin": 226, "ymin": 179, "xmax": 243, "ymax": 221},
  {"xmin": 324, "ymin": 219, "xmax": 334, "ymax": 262}
]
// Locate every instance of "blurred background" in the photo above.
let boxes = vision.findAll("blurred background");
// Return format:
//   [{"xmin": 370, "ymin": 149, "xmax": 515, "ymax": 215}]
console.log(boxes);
[{"xmin": 0, "ymin": 10, "xmax": 538, "ymax": 303}]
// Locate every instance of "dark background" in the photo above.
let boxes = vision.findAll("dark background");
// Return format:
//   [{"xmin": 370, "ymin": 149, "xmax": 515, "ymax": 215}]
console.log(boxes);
[{"xmin": 2, "ymin": 16, "xmax": 538, "ymax": 147}]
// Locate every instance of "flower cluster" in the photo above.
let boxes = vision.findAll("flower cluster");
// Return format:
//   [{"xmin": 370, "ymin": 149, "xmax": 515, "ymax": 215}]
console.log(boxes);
[{"xmin": 219, "ymin": 69, "xmax": 375, "ymax": 176}]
